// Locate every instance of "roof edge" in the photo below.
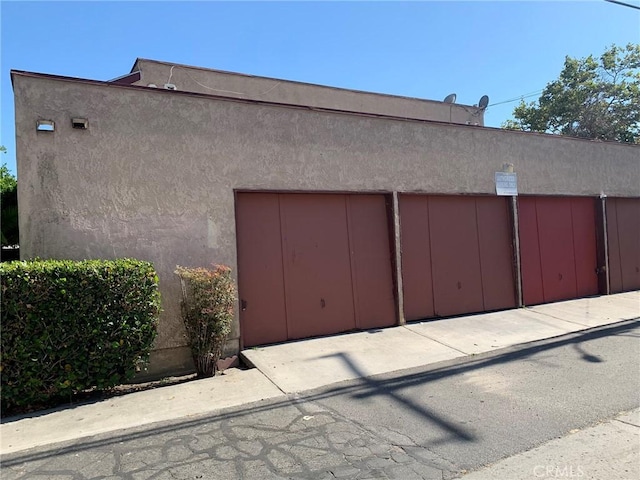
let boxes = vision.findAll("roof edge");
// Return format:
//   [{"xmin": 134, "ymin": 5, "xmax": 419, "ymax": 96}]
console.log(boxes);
[
  {"xmin": 130, "ymin": 58, "xmax": 143, "ymax": 74},
  {"xmin": 133, "ymin": 57, "xmax": 481, "ymax": 109},
  {"xmin": 10, "ymin": 69, "xmax": 639, "ymax": 149}
]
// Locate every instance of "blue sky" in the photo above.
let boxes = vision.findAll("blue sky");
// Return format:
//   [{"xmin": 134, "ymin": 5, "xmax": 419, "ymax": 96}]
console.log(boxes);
[{"xmin": 1, "ymin": 1, "xmax": 639, "ymax": 175}]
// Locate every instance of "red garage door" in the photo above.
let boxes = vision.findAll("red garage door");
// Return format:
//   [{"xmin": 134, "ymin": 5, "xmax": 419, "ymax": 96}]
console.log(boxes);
[
  {"xmin": 236, "ymin": 193, "xmax": 396, "ymax": 347},
  {"xmin": 607, "ymin": 197, "xmax": 640, "ymax": 293},
  {"xmin": 518, "ymin": 196, "xmax": 598, "ymax": 305},
  {"xmin": 399, "ymin": 195, "xmax": 516, "ymax": 320}
]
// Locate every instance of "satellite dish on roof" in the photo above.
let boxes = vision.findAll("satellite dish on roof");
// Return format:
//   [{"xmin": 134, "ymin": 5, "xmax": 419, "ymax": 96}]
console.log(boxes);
[
  {"xmin": 478, "ymin": 95, "xmax": 489, "ymax": 109},
  {"xmin": 443, "ymin": 93, "xmax": 457, "ymax": 104}
]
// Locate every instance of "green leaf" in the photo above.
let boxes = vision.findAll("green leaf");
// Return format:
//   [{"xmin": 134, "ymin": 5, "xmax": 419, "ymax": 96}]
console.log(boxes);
[{"xmin": 502, "ymin": 43, "xmax": 640, "ymax": 144}]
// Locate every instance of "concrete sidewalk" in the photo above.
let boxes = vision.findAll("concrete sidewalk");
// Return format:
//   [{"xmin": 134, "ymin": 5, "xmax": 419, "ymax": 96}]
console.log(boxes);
[
  {"xmin": 242, "ymin": 292, "xmax": 640, "ymax": 393},
  {"xmin": 1, "ymin": 291, "xmax": 638, "ymax": 456},
  {"xmin": 459, "ymin": 408, "xmax": 640, "ymax": 480}
]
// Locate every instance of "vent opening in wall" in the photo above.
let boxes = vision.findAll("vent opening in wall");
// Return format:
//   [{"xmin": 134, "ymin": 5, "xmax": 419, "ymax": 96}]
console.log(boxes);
[
  {"xmin": 36, "ymin": 120, "xmax": 55, "ymax": 132},
  {"xmin": 71, "ymin": 118, "xmax": 88, "ymax": 129}
]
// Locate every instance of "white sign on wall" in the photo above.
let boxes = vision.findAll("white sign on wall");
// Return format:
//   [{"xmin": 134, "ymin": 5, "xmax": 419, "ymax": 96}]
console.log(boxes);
[{"xmin": 495, "ymin": 172, "xmax": 518, "ymax": 196}]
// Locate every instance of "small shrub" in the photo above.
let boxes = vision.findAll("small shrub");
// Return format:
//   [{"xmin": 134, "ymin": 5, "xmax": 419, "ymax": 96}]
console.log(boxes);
[
  {"xmin": 175, "ymin": 264, "xmax": 236, "ymax": 377},
  {"xmin": 0, "ymin": 259, "xmax": 161, "ymax": 414}
]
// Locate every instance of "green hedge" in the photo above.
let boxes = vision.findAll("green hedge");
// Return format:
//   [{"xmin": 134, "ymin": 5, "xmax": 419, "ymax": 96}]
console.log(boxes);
[{"xmin": 0, "ymin": 259, "xmax": 161, "ymax": 413}]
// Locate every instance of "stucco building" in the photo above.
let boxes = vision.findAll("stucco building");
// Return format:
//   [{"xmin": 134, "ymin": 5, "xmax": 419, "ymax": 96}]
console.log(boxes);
[{"xmin": 11, "ymin": 59, "xmax": 640, "ymax": 378}]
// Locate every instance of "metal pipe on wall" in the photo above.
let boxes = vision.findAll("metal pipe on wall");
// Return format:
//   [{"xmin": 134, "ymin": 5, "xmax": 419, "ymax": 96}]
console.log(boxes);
[
  {"xmin": 510, "ymin": 196, "xmax": 524, "ymax": 308},
  {"xmin": 392, "ymin": 191, "xmax": 406, "ymax": 326}
]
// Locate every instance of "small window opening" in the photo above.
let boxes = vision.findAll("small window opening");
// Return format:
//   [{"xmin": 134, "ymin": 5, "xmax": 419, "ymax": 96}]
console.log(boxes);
[
  {"xmin": 36, "ymin": 120, "xmax": 55, "ymax": 132},
  {"xmin": 71, "ymin": 118, "xmax": 89, "ymax": 129}
]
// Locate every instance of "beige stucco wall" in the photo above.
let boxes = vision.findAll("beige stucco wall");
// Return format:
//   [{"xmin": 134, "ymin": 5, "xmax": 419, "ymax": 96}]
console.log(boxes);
[
  {"xmin": 13, "ymin": 72, "xmax": 640, "ymax": 378},
  {"xmin": 132, "ymin": 59, "xmax": 485, "ymax": 126}
]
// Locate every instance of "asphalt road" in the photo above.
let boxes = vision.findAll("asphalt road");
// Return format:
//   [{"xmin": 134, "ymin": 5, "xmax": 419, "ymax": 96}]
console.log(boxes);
[{"xmin": 2, "ymin": 319, "xmax": 639, "ymax": 480}]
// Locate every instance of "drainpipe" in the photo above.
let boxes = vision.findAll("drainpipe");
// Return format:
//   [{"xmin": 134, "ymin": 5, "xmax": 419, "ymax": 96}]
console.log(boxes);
[
  {"xmin": 392, "ymin": 191, "xmax": 406, "ymax": 325},
  {"xmin": 511, "ymin": 195, "xmax": 524, "ymax": 307},
  {"xmin": 600, "ymin": 194, "xmax": 611, "ymax": 295}
]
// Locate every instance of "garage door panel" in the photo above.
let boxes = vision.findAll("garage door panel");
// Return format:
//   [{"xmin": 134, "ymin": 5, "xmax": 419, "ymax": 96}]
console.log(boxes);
[
  {"xmin": 571, "ymin": 198, "xmax": 598, "ymax": 297},
  {"xmin": 347, "ymin": 195, "xmax": 397, "ymax": 329},
  {"xmin": 536, "ymin": 197, "xmax": 578, "ymax": 303},
  {"xmin": 399, "ymin": 195, "xmax": 435, "ymax": 321},
  {"xmin": 520, "ymin": 196, "xmax": 599, "ymax": 305},
  {"xmin": 476, "ymin": 197, "xmax": 517, "ymax": 311},
  {"xmin": 429, "ymin": 196, "xmax": 484, "ymax": 317},
  {"xmin": 606, "ymin": 199, "xmax": 623, "ymax": 293},
  {"xmin": 281, "ymin": 194, "xmax": 356, "ymax": 340},
  {"xmin": 617, "ymin": 199, "xmax": 640, "ymax": 291},
  {"xmin": 614, "ymin": 198, "xmax": 640, "ymax": 292},
  {"xmin": 236, "ymin": 193, "xmax": 288, "ymax": 347},
  {"xmin": 518, "ymin": 197, "xmax": 544, "ymax": 306}
]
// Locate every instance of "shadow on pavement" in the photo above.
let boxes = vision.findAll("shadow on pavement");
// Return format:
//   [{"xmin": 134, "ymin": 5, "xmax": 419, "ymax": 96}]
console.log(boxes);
[
  {"xmin": 318, "ymin": 351, "xmax": 476, "ymax": 442},
  {"xmin": 3, "ymin": 317, "xmax": 639, "ymax": 466}
]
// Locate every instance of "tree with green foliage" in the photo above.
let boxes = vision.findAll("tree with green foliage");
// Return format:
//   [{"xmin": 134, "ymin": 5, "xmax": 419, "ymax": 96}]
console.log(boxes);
[
  {"xmin": 1, "ymin": 165, "xmax": 17, "ymax": 193},
  {"xmin": 503, "ymin": 44, "xmax": 640, "ymax": 144},
  {"xmin": 1, "ymin": 147, "xmax": 19, "ymax": 248}
]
